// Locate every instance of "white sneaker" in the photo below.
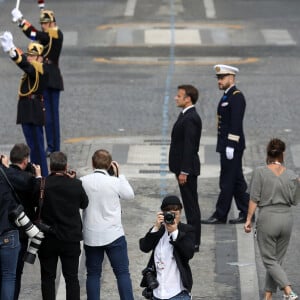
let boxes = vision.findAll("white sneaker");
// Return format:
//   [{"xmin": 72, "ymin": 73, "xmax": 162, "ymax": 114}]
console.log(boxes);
[{"xmin": 283, "ymin": 291, "xmax": 298, "ymax": 300}]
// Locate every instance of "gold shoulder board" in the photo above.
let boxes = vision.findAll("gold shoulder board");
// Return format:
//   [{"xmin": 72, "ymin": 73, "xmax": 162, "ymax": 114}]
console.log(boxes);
[
  {"xmin": 30, "ymin": 60, "xmax": 44, "ymax": 75},
  {"xmin": 48, "ymin": 27, "xmax": 59, "ymax": 39}
]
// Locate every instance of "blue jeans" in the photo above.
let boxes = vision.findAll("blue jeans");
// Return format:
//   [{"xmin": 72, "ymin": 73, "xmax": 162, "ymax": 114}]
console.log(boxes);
[
  {"xmin": 0, "ymin": 230, "xmax": 20, "ymax": 300},
  {"xmin": 153, "ymin": 290, "xmax": 191, "ymax": 300},
  {"xmin": 84, "ymin": 236, "xmax": 134, "ymax": 300}
]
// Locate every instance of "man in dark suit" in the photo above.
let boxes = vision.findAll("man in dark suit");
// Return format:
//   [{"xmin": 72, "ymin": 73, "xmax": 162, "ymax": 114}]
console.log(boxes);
[
  {"xmin": 37, "ymin": 152, "xmax": 88, "ymax": 300},
  {"xmin": 169, "ymin": 85, "xmax": 202, "ymax": 252},
  {"xmin": 202, "ymin": 64, "xmax": 249, "ymax": 225}
]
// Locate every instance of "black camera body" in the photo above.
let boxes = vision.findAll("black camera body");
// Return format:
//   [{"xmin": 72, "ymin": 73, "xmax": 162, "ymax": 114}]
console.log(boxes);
[
  {"xmin": 142, "ymin": 267, "xmax": 159, "ymax": 290},
  {"xmin": 142, "ymin": 287, "xmax": 153, "ymax": 299},
  {"xmin": 141, "ymin": 266, "xmax": 159, "ymax": 299},
  {"xmin": 35, "ymin": 220, "xmax": 55, "ymax": 235},
  {"xmin": 24, "ymin": 162, "xmax": 36, "ymax": 176},
  {"xmin": 163, "ymin": 211, "xmax": 175, "ymax": 224},
  {"xmin": 107, "ymin": 161, "xmax": 119, "ymax": 177}
]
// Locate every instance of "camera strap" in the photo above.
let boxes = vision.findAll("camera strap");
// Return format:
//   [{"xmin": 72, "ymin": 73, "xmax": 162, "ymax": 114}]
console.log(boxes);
[
  {"xmin": 0, "ymin": 166, "xmax": 22, "ymax": 204},
  {"xmin": 36, "ymin": 177, "xmax": 46, "ymax": 222}
]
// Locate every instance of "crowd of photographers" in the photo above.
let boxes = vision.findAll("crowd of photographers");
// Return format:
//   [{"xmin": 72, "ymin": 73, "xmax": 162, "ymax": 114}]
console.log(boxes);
[
  {"xmin": 0, "ymin": 143, "xmax": 140, "ymax": 300},
  {"xmin": 0, "ymin": 142, "xmax": 196, "ymax": 300}
]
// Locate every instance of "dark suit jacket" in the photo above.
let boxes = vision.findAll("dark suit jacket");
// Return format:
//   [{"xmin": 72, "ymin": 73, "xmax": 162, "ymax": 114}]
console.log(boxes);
[
  {"xmin": 41, "ymin": 174, "xmax": 88, "ymax": 242},
  {"xmin": 5, "ymin": 165, "xmax": 40, "ymax": 239},
  {"xmin": 139, "ymin": 222, "xmax": 195, "ymax": 292},
  {"xmin": 169, "ymin": 107, "xmax": 202, "ymax": 176},
  {"xmin": 216, "ymin": 85, "xmax": 246, "ymax": 152}
]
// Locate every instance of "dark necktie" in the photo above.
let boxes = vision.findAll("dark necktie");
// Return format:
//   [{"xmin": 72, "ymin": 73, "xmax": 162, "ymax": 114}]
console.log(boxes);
[
  {"xmin": 177, "ymin": 112, "xmax": 184, "ymax": 120},
  {"xmin": 222, "ymin": 93, "xmax": 228, "ymax": 101}
]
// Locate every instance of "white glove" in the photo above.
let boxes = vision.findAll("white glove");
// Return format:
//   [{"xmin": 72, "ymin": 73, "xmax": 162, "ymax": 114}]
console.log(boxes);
[
  {"xmin": 226, "ymin": 147, "xmax": 234, "ymax": 160},
  {"xmin": 0, "ymin": 31, "xmax": 15, "ymax": 53},
  {"xmin": 11, "ymin": 8, "xmax": 23, "ymax": 23}
]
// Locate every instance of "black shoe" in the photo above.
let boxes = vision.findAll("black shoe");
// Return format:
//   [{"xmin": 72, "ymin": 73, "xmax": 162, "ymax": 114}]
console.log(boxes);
[
  {"xmin": 228, "ymin": 216, "xmax": 247, "ymax": 224},
  {"xmin": 201, "ymin": 216, "xmax": 226, "ymax": 224}
]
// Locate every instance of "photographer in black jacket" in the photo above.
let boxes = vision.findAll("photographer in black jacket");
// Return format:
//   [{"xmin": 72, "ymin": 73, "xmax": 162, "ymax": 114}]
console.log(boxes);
[
  {"xmin": 139, "ymin": 195, "xmax": 195, "ymax": 300},
  {"xmin": 7, "ymin": 143, "xmax": 41, "ymax": 300},
  {"xmin": 0, "ymin": 155, "xmax": 21, "ymax": 300},
  {"xmin": 38, "ymin": 151, "xmax": 88, "ymax": 300}
]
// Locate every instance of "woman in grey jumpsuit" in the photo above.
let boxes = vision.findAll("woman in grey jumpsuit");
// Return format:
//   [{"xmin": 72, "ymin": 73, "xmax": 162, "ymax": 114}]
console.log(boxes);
[{"xmin": 244, "ymin": 138, "xmax": 300, "ymax": 300}]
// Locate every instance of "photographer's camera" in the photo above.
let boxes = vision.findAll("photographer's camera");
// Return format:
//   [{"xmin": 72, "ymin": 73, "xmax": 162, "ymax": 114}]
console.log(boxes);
[
  {"xmin": 163, "ymin": 211, "xmax": 176, "ymax": 224},
  {"xmin": 9, "ymin": 204, "xmax": 44, "ymax": 264},
  {"xmin": 141, "ymin": 266, "xmax": 159, "ymax": 299}
]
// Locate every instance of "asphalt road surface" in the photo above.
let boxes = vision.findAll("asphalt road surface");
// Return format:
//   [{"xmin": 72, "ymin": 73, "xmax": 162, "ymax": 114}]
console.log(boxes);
[{"xmin": 0, "ymin": 0, "xmax": 300, "ymax": 299}]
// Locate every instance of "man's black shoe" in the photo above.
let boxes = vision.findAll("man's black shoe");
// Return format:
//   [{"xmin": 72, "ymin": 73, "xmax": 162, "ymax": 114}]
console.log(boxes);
[
  {"xmin": 201, "ymin": 216, "xmax": 226, "ymax": 224},
  {"xmin": 228, "ymin": 216, "xmax": 246, "ymax": 224}
]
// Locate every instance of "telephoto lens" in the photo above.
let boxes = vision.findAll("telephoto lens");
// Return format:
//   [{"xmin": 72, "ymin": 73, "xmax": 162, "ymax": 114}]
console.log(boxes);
[
  {"xmin": 9, "ymin": 205, "xmax": 45, "ymax": 264},
  {"xmin": 23, "ymin": 231, "xmax": 44, "ymax": 264},
  {"xmin": 9, "ymin": 205, "xmax": 40, "ymax": 238}
]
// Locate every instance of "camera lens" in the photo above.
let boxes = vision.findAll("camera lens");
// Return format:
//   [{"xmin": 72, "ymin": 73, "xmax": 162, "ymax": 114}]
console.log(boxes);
[{"xmin": 163, "ymin": 212, "xmax": 175, "ymax": 224}]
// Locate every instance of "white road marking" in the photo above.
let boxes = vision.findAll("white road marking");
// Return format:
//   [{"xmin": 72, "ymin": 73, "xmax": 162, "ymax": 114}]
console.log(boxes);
[
  {"xmin": 261, "ymin": 29, "xmax": 296, "ymax": 45},
  {"xmin": 203, "ymin": 0, "xmax": 216, "ymax": 19},
  {"xmin": 124, "ymin": 0, "xmax": 137, "ymax": 17},
  {"xmin": 144, "ymin": 29, "xmax": 201, "ymax": 45}
]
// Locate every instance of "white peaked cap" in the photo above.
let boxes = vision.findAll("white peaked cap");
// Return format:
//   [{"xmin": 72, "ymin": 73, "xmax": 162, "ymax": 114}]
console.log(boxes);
[{"xmin": 214, "ymin": 64, "xmax": 239, "ymax": 75}]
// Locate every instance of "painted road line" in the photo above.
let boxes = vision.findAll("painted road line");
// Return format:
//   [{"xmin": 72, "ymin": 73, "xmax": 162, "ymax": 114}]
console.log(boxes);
[
  {"xmin": 211, "ymin": 27, "xmax": 230, "ymax": 45},
  {"xmin": 232, "ymin": 204, "xmax": 260, "ymax": 300},
  {"xmin": 124, "ymin": 0, "xmax": 137, "ymax": 17},
  {"xmin": 261, "ymin": 29, "xmax": 296, "ymax": 45},
  {"xmin": 159, "ymin": 0, "xmax": 176, "ymax": 197},
  {"xmin": 144, "ymin": 29, "xmax": 201, "ymax": 45},
  {"xmin": 93, "ymin": 56, "xmax": 259, "ymax": 66},
  {"xmin": 96, "ymin": 23, "xmax": 243, "ymax": 30},
  {"xmin": 203, "ymin": 0, "xmax": 216, "ymax": 19}
]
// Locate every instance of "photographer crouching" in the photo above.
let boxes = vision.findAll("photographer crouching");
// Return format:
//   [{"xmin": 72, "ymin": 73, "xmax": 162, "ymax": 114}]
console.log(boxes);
[{"xmin": 139, "ymin": 195, "xmax": 195, "ymax": 300}]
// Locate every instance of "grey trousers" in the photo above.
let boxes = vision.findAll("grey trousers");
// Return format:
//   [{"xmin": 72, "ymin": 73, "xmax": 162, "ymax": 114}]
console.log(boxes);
[{"xmin": 256, "ymin": 205, "xmax": 293, "ymax": 293}]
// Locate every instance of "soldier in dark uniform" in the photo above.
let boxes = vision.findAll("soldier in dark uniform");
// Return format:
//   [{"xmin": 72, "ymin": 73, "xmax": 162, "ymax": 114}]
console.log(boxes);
[
  {"xmin": 202, "ymin": 64, "xmax": 249, "ymax": 224},
  {"xmin": 0, "ymin": 32, "xmax": 48, "ymax": 176},
  {"xmin": 12, "ymin": 7, "xmax": 64, "ymax": 155}
]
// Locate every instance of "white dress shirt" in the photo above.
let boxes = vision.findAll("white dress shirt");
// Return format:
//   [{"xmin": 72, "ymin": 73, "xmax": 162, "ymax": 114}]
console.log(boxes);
[
  {"xmin": 152, "ymin": 229, "xmax": 184, "ymax": 299},
  {"xmin": 80, "ymin": 169, "xmax": 134, "ymax": 246}
]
